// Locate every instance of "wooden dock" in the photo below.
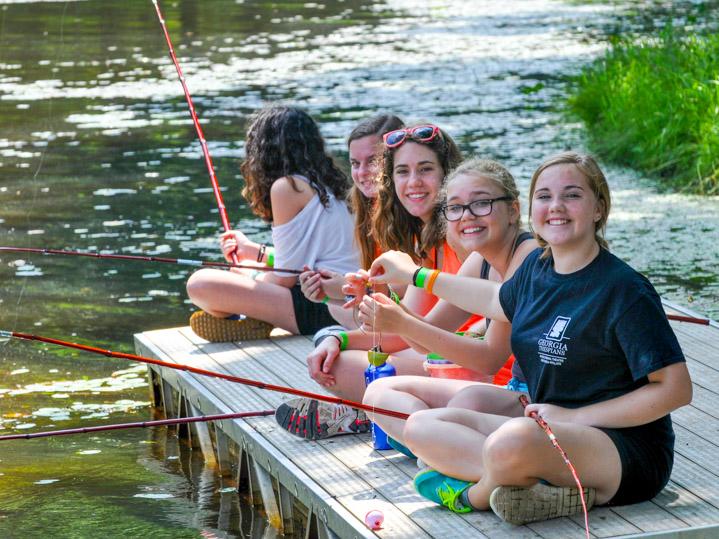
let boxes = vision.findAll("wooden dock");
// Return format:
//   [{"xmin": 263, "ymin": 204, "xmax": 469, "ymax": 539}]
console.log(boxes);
[{"xmin": 134, "ymin": 300, "xmax": 719, "ymax": 538}]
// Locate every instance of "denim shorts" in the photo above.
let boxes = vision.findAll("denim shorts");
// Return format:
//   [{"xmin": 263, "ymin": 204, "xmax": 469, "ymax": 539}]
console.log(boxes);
[{"xmin": 505, "ymin": 377, "xmax": 528, "ymax": 392}]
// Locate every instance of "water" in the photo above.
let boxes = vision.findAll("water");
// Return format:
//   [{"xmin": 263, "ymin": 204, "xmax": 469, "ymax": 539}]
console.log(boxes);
[{"xmin": 0, "ymin": 0, "xmax": 717, "ymax": 537}]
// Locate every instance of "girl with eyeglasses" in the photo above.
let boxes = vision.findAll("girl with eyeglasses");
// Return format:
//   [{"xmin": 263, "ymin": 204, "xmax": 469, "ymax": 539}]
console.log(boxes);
[
  {"xmin": 365, "ymin": 152, "xmax": 691, "ymax": 526},
  {"xmin": 186, "ymin": 105, "xmax": 360, "ymax": 340},
  {"xmin": 359, "ymin": 158, "xmax": 538, "ymax": 450},
  {"xmin": 298, "ymin": 114, "xmax": 405, "ymax": 328}
]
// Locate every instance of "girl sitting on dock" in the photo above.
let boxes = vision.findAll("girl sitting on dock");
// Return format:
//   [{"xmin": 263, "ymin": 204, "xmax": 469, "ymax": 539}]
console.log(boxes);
[
  {"xmin": 366, "ymin": 152, "xmax": 692, "ymax": 525},
  {"xmin": 298, "ymin": 114, "xmax": 404, "ymax": 328},
  {"xmin": 358, "ymin": 157, "xmax": 538, "ymax": 449},
  {"xmin": 186, "ymin": 105, "xmax": 359, "ymax": 341}
]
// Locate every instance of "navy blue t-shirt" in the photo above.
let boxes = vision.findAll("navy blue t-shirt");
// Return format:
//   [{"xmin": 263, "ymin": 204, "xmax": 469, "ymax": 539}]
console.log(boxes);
[{"xmin": 499, "ymin": 248, "xmax": 685, "ymax": 409}]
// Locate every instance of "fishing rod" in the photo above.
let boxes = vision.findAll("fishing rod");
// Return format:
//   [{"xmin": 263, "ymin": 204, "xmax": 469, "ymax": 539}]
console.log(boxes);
[
  {"xmin": 0, "ymin": 410, "xmax": 274, "ymax": 441},
  {"xmin": 152, "ymin": 0, "xmax": 239, "ymax": 264},
  {"xmin": 0, "ymin": 330, "xmax": 410, "ymax": 422},
  {"xmin": 666, "ymin": 313, "xmax": 710, "ymax": 326},
  {"xmin": 0, "ymin": 246, "xmax": 302, "ymax": 275},
  {"xmin": 519, "ymin": 394, "xmax": 590, "ymax": 539}
]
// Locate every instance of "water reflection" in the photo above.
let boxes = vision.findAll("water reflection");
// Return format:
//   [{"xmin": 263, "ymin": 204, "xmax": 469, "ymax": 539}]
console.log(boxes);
[{"xmin": 0, "ymin": 0, "xmax": 717, "ymax": 537}]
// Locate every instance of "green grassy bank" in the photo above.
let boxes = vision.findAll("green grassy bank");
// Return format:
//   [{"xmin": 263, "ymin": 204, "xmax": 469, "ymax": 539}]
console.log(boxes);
[{"xmin": 568, "ymin": 28, "xmax": 719, "ymax": 194}]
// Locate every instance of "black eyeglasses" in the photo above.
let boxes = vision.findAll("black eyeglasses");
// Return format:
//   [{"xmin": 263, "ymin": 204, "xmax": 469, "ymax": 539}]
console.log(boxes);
[{"xmin": 441, "ymin": 196, "xmax": 512, "ymax": 221}]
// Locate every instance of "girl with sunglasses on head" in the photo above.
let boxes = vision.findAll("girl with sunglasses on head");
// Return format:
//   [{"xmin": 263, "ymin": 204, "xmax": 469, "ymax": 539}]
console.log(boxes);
[
  {"xmin": 298, "ymin": 114, "xmax": 405, "ymax": 328},
  {"xmin": 358, "ymin": 158, "xmax": 538, "ymax": 452},
  {"xmin": 365, "ymin": 152, "xmax": 691, "ymax": 526},
  {"xmin": 277, "ymin": 141, "xmax": 533, "ymax": 442},
  {"xmin": 186, "ymin": 105, "xmax": 360, "ymax": 340}
]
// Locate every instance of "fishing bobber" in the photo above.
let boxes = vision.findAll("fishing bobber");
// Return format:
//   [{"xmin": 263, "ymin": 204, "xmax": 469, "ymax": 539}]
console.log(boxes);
[{"xmin": 364, "ymin": 509, "xmax": 384, "ymax": 530}]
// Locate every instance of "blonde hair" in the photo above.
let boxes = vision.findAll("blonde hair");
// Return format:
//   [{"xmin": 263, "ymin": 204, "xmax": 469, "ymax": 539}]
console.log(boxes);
[
  {"xmin": 427, "ymin": 157, "xmax": 522, "ymax": 247},
  {"xmin": 528, "ymin": 152, "xmax": 611, "ymax": 258}
]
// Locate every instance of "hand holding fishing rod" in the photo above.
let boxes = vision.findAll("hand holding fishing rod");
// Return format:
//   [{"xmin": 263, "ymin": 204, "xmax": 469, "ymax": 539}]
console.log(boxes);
[{"xmin": 152, "ymin": 0, "xmax": 241, "ymax": 264}]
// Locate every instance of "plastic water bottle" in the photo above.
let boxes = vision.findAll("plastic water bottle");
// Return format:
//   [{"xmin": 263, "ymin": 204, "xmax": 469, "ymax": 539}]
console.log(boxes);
[{"xmin": 364, "ymin": 347, "xmax": 396, "ymax": 450}]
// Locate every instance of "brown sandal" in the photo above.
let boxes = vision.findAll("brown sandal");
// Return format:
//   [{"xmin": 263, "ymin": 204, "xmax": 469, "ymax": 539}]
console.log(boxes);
[{"xmin": 189, "ymin": 310, "xmax": 273, "ymax": 342}]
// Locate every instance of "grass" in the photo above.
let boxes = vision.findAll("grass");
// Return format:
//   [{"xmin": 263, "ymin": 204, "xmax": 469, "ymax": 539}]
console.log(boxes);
[{"xmin": 568, "ymin": 27, "xmax": 719, "ymax": 194}]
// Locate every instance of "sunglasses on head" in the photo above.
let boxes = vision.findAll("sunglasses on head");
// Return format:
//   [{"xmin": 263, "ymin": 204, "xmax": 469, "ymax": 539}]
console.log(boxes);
[{"xmin": 383, "ymin": 125, "xmax": 441, "ymax": 148}]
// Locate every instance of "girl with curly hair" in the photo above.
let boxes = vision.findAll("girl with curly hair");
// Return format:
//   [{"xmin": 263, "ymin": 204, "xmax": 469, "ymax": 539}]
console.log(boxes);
[{"xmin": 186, "ymin": 105, "xmax": 359, "ymax": 340}]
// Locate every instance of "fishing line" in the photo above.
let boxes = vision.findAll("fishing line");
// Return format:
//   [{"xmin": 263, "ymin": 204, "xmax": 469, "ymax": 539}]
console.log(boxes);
[{"xmin": 0, "ymin": 409, "xmax": 274, "ymax": 441}]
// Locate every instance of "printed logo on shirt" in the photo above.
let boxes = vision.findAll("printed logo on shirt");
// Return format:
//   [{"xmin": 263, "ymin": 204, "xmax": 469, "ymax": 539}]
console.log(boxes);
[{"xmin": 537, "ymin": 316, "xmax": 571, "ymax": 366}]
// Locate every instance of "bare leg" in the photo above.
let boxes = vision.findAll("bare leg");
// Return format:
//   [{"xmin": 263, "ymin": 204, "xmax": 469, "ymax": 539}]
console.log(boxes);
[
  {"xmin": 403, "ymin": 408, "xmax": 622, "ymax": 508},
  {"xmin": 186, "ymin": 268, "xmax": 300, "ymax": 334},
  {"xmin": 363, "ymin": 376, "xmax": 478, "ymax": 441},
  {"xmin": 469, "ymin": 416, "xmax": 621, "ymax": 507},
  {"xmin": 364, "ymin": 378, "xmax": 526, "ymax": 443},
  {"xmin": 327, "ymin": 303, "xmax": 359, "ymax": 329},
  {"xmin": 314, "ymin": 348, "xmax": 428, "ymax": 404},
  {"xmin": 403, "ymin": 408, "xmax": 515, "ymax": 479}
]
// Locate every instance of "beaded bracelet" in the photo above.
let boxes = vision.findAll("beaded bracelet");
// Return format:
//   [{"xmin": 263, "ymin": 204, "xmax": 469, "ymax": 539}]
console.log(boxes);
[{"xmin": 321, "ymin": 295, "xmax": 330, "ymax": 304}]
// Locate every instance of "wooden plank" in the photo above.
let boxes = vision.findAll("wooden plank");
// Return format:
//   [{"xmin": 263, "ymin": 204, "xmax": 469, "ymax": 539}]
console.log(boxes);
[
  {"xmin": 137, "ymin": 325, "xmax": 719, "ymax": 539},
  {"xmin": 610, "ymin": 499, "xmax": 690, "ymax": 534}
]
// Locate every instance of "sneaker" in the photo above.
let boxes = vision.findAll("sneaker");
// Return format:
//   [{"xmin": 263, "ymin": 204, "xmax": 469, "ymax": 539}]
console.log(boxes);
[
  {"xmin": 274, "ymin": 398, "xmax": 371, "ymax": 440},
  {"xmin": 387, "ymin": 436, "xmax": 417, "ymax": 459},
  {"xmin": 189, "ymin": 310, "xmax": 273, "ymax": 342},
  {"xmin": 413, "ymin": 468, "xmax": 474, "ymax": 513},
  {"xmin": 489, "ymin": 483, "xmax": 596, "ymax": 525}
]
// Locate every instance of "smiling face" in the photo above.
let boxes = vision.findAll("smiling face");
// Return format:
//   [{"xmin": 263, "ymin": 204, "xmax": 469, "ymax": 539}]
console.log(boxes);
[
  {"xmin": 392, "ymin": 141, "xmax": 444, "ymax": 223},
  {"xmin": 531, "ymin": 163, "xmax": 603, "ymax": 252},
  {"xmin": 445, "ymin": 173, "xmax": 519, "ymax": 258},
  {"xmin": 349, "ymin": 134, "xmax": 381, "ymax": 199}
]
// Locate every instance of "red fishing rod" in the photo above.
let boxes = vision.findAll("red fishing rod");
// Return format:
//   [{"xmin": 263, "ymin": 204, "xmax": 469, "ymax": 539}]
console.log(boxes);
[
  {"xmin": 0, "ymin": 410, "xmax": 274, "ymax": 441},
  {"xmin": 666, "ymin": 313, "xmax": 710, "ymax": 325},
  {"xmin": 0, "ymin": 246, "xmax": 302, "ymax": 274},
  {"xmin": 0, "ymin": 330, "xmax": 410, "ymax": 422},
  {"xmin": 519, "ymin": 394, "xmax": 590, "ymax": 539},
  {"xmin": 152, "ymin": 0, "xmax": 239, "ymax": 264}
]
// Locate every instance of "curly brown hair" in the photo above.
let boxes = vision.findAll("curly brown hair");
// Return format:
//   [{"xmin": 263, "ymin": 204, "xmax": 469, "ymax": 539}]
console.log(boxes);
[
  {"xmin": 371, "ymin": 126, "xmax": 463, "ymax": 263},
  {"xmin": 347, "ymin": 114, "xmax": 405, "ymax": 269},
  {"xmin": 240, "ymin": 105, "xmax": 349, "ymax": 222}
]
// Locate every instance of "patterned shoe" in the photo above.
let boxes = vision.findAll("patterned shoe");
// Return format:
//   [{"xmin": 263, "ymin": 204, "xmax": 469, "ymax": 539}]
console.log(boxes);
[
  {"xmin": 489, "ymin": 483, "xmax": 596, "ymax": 525},
  {"xmin": 189, "ymin": 311, "xmax": 273, "ymax": 342},
  {"xmin": 274, "ymin": 398, "xmax": 371, "ymax": 440},
  {"xmin": 413, "ymin": 468, "xmax": 474, "ymax": 513}
]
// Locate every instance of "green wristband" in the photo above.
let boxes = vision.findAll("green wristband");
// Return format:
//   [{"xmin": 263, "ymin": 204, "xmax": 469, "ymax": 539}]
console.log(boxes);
[
  {"xmin": 415, "ymin": 267, "xmax": 431, "ymax": 289},
  {"xmin": 338, "ymin": 331, "xmax": 348, "ymax": 351},
  {"xmin": 266, "ymin": 247, "xmax": 275, "ymax": 267}
]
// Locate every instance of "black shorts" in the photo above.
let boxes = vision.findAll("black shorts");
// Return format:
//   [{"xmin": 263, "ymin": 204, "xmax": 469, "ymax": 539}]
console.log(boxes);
[
  {"xmin": 600, "ymin": 416, "xmax": 675, "ymax": 506},
  {"xmin": 290, "ymin": 284, "xmax": 338, "ymax": 335}
]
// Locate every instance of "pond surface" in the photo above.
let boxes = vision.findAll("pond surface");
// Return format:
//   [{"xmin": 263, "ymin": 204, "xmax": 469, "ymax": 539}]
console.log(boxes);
[{"xmin": 0, "ymin": 0, "xmax": 717, "ymax": 537}]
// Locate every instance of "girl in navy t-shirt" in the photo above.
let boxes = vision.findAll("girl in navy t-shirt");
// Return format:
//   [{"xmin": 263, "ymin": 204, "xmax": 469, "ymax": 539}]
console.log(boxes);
[{"xmin": 367, "ymin": 152, "xmax": 692, "ymax": 525}]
